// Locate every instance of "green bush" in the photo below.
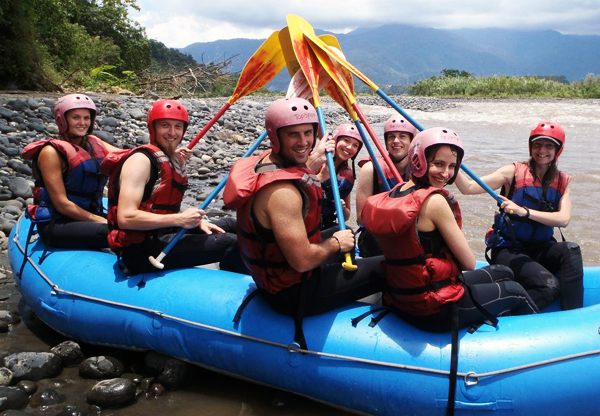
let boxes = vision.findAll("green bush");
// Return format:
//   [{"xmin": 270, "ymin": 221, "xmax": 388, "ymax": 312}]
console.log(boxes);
[{"xmin": 408, "ymin": 70, "xmax": 600, "ymax": 98}]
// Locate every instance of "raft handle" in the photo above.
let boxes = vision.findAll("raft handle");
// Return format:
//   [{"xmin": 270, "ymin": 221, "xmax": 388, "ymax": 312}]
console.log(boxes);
[
  {"xmin": 287, "ymin": 342, "xmax": 301, "ymax": 354},
  {"xmin": 464, "ymin": 371, "xmax": 479, "ymax": 386}
]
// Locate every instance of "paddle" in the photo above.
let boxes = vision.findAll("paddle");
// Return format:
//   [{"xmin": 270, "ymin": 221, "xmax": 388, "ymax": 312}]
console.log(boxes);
[
  {"xmin": 287, "ymin": 35, "xmax": 391, "ymax": 192},
  {"xmin": 298, "ymin": 25, "xmax": 503, "ymax": 203},
  {"xmin": 185, "ymin": 30, "xmax": 286, "ymax": 150},
  {"xmin": 289, "ymin": 15, "xmax": 401, "ymax": 185},
  {"xmin": 284, "ymin": 16, "xmax": 357, "ymax": 271},
  {"xmin": 148, "ymin": 131, "xmax": 268, "ymax": 269}
]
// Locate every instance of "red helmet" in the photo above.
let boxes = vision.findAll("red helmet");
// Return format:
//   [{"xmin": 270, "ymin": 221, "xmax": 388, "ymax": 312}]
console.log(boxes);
[
  {"xmin": 529, "ymin": 121, "xmax": 565, "ymax": 161},
  {"xmin": 147, "ymin": 100, "xmax": 189, "ymax": 143},
  {"xmin": 265, "ymin": 97, "xmax": 320, "ymax": 154},
  {"xmin": 409, "ymin": 127, "xmax": 464, "ymax": 185},
  {"xmin": 384, "ymin": 116, "xmax": 418, "ymax": 141},
  {"xmin": 332, "ymin": 124, "xmax": 363, "ymax": 159},
  {"xmin": 54, "ymin": 93, "xmax": 97, "ymax": 135}
]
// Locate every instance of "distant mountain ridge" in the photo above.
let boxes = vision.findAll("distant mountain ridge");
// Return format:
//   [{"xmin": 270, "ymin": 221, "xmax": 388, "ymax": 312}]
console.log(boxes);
[{"xmin": 180, "ymin": 24, "xmax": 600, "ymax": 91}]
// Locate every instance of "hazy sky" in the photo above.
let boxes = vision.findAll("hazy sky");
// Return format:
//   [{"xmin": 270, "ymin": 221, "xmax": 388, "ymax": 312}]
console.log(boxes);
[{"xmin": 130, "ymin": 0, "xmax": 600, "ymax": 48}]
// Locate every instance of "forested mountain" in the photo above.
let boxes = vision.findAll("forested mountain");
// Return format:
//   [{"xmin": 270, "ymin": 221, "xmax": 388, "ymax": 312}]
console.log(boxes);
[{"xmin": 181, "ymin": 25, "xmax": 600, "ymax": 91}]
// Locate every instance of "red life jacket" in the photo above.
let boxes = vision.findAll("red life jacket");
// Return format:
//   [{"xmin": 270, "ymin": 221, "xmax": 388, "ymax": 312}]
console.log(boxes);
[
  {"xmin": 224, "ymin": 150, "xmax": 323, "ymax": 294},
  {"xmin": 100, "ymin": 144, "xmax": 188, "ymax": 250},
  {"xmin": 22, "ymin": 136, "xmax": 109, "ymax": 223},
  {"xmin": 362, "ymin": 186, "xmax": 464, "ymax": 316},
  {"xmin": 358, "ymin": 154, "xmax": 402, "ymax": 192}
]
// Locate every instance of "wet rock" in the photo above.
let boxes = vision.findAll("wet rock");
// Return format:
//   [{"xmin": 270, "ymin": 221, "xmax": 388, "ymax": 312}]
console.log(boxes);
[
  {"xmin": 51, "ymin": 341, "xmax": 85, "ymax": 367},
  {"xmin": 0, "ymin": 321, "xmax": 8, "ymax": 333},
  {"xmin": 16, "ymin": 380, "xmax": 37, "ymax": 395},
  {"xmin": 148, "ymin": 382, "xmax": 166, "ymax": 397},
  {"xmin": 128, "ymin": 108, "xmax": 145, "ymax": 120},
  {"xmin": 79, "ymin": 356, "xmax": 124, "ymax": 379},
  {"xmin": 0, "ymin": 410, "xmax": 30, "ymax": 416},
  {"xmin": 29, "ymin": 387, "xmax": 66, "ymax": 407},
  {"xmin": 86, "ymin": 378, "xmax": 135, "ymax": 408},
  {"xmin": 0, "ymin": 310, "xmax": 21, "ymax": 325},
  {"xmin": 0, "ymin": 367, "xmax": 12, "ymax": 385},
  {"xmin": 120, "ymin": 372, "xmax": 143, "ymax": 385},
  {"xmin": 143, "ymin": 351, "xmax": 188, "ymax": 390},
  {"xmin": 2, "ymin": 352, "xmax": 62, "ymax": 382},
  {"xmin": 0, "ymin": 386, "xmax": 29, "ymax": 412}
]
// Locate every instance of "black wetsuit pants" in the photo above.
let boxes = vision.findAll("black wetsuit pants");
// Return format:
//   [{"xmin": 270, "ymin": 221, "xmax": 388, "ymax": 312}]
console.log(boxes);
[
  {"xmin": 120, "ymin": 217, "xmax": 248, "ymax": 275},
  {"xmin": 37, "ymin": 218, "xmax": 108, "ymax": 249},
  {"xmin": 490, "ymin": 241, "xmax": 584, "ymax": 311},
  {"xmin": 396, "ymin": 265, "xmax": 539, "ymax": 332}
]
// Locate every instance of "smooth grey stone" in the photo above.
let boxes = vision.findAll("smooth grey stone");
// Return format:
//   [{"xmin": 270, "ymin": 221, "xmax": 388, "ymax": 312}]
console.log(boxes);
[
  {"xmin": 87, "ymin": 378, "xmax": 135, "ymax": 408},
  {"xmin": 29, "ymin": 387, "xmax": 65, "ymax": 408},
  {"xmin": 51, "ymin": 341, "xmax": 85, "ymax": 367},
  {"xmin": 0, "ymin": 386, "xmax": 29, "ymax": 412},
  {"xmin": 0, "ymin": 367, "xmax": 12, "ymax": 385},
  {"xmin": 2, "ymin": 352, "xmax": 62, "ymax": 382},
  {"xmin": 7, "ymin": 177, "xmax": 32, "ymax": 199},
  {"xmin": 79, "ymin": 356, "xmax": 124, "ymax": 379}
]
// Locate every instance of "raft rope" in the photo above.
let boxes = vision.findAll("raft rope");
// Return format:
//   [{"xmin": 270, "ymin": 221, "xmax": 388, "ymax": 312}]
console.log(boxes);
[{"xmin": 11, "ymin": 218, "xmax": 600, "ymax": 386}]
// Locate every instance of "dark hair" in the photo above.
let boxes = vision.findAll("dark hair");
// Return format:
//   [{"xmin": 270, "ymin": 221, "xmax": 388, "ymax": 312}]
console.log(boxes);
[
  {"xmin": 411, "ymin": 144, "xmax": 459, "ymax": 189},
  {"xmin": 527, "ymin": 157, "xmax": 558, "ymax": 191}
]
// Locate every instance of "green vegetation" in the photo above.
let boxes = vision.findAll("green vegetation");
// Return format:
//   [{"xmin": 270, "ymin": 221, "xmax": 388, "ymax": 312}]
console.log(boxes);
[
  {"xmin": 409, "ymin": 70, "xmax": 600, "ymax": 98},
  {"xmin": 0, "ymin": 0, "xmax": 235, "ymax": 94}
]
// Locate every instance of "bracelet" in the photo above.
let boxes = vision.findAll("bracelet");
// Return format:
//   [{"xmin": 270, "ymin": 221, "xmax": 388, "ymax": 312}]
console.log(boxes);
[
  {"xmin": 524, "ymin": 207, "xmax": 530, "ymax": 218},
  {"xmin": 332, "ymin": 236, "xmax": 341, "ymax": 253}
]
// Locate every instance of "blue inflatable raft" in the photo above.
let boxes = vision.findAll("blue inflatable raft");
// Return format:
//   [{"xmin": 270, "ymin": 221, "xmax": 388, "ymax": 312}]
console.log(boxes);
[{"xmin": 8, "ymin": 215, "xmax": 600, "ymax": 415}]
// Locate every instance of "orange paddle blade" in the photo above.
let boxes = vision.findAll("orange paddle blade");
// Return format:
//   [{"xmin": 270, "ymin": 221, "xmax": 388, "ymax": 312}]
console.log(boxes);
[{"xmin": 228, "ymin": 30, "xmax": 286, "ymax": 104}]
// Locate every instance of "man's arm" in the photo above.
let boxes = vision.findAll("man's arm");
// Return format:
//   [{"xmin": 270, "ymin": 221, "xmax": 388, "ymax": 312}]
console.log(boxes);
[
  {"xmin": 254, "ymin": 181, "xmax": 353, "ymax": 272},
  {"xmin": 116, "ymin": 152, "xmax": 204, "ymax": 230}
]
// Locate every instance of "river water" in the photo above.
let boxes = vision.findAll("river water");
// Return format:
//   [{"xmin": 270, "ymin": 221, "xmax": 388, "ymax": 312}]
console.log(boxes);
[{"xmin": 2, "ymin": 99, "xmax": 599, "ymax": 415}]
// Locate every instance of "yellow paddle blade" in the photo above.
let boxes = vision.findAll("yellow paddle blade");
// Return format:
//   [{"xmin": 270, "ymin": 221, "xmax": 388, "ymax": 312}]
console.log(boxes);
[
  {"xmin": 301, "ymin": 25, "xmax": 379, "ymax": 92},
  {"xmin": 228, "ymin": 30, "xmax": 286, "ymax": 104},
  {"xmin": 286, "ymin": 15, "xmax": 322, "ymax": 108},
  {"xmin": 319, "ymin": 35, "xmax": 356, "ymax": 98},
  {"xmin": 279, "ymin": 27, "xmax": 300, "ymax": 76}
]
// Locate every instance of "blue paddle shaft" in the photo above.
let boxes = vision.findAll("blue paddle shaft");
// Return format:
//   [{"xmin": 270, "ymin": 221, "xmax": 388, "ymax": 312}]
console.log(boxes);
[
  {"xmin": 316, "ymin": 107, "xmax": 347, "ymax": 231},
  {"xmin": 353, "ymin": 120, "xmax": 390, "ymax": 191},
  {"xmin": 376, "ymin": 89, "xmax": 424, "ymax": 132},
  {"xmin": 460, "ymin": 163, "xmax": 503, "ymax": 204}
]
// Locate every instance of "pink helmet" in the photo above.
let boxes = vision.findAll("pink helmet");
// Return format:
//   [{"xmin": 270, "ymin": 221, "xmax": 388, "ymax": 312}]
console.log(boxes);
[
  {"xmin": 265, "ymin": 97, "xmax": 320, "ymax": 154},
  {"xmin": 529, "ymin": 121, "xmax": 565, "ymax": 161},
  {"xmin": 53, "ymin": 93, "xmax": 97, "ymax": 135},
  {"xmin": 409, "ymin": 127, "xmax": 464, "ymax": 185},
  {"xmin": 332, "ymin": 124, "xmax": 363, "ymax": 159},
  {"xmin": 147, "ymin": 99, "xmax": 189, "ymax": 143},
  {"xmin": 384, "ymin": 115, "xmax": 418, "ymax": 141}
]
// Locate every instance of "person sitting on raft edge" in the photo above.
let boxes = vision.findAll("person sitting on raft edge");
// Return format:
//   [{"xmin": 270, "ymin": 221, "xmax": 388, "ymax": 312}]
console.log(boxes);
[
  {"xmin": 223, "ymin": 97, "xmax": 384, "ymax": 349},
  {"xmin": 454, "ymin": 120, "xmax": 583, "ymax": 311},
  {"xmin": 100, "ymin": 99, "xmax": 247, "ymax": 275},
  {"xmin": 361, "ymin": 127, "xmax": 538, "ymax": 332},
  {"xmin": 22, "ymin": 93, "xmax": 120, "ymax": 250}
]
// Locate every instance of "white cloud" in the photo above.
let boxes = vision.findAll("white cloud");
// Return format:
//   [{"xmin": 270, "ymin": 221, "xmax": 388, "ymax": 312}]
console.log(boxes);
[{"xmin": 129, "ymin": 0, "xmax": 600, "ymax": 48}]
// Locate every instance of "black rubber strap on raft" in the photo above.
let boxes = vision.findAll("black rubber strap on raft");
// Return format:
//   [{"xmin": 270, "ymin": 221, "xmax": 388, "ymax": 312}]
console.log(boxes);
[
  {"xmin": 351, "ymin": 306, "xmax": 387, "ymax": 327},
  {"xmin": 233, "ymin": 289, "xmax": 260, "ymax": 324},
  {"xmin": 369, "ymin": 309, "xmax": 391, "ymax": 328}
]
